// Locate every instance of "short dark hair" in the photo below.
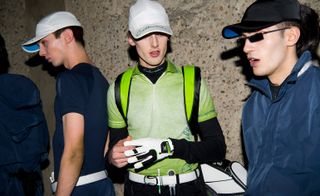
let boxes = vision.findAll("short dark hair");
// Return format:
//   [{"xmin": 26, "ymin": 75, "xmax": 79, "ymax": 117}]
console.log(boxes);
[
  {"xmin": 53, "ymin": 26, "xmax": 85, "ymax": 47},
  {"xmin": 277, "ymin": 5, "xmax": 319, "ymax": 60},
  {"xmin": 297, "ymin": 4, "xmax": 320, "ymax": 59}
]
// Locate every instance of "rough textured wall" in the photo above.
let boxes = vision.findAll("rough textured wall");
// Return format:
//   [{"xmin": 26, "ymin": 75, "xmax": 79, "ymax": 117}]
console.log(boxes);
[
  {"xmin": 1, "ymin": 0, "xmax": 319, "ymax": 195},
  {"xmin": 1, "ymin": 0, "xmax": 30, "ymax": 75}
]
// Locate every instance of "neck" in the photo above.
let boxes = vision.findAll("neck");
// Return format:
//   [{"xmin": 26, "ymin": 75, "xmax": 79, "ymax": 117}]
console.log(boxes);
[
  {"xmin": 138, "ymin": 61, "xmax": 167, "ymax": 84},
  {"xmin": 138, "ymin": 61, "xmax": 167, "ymax": 73},
  {"xmin": 64, "ymin": 43, "xmax": 92, "ymax": 69},
  {"xmin": 268, "ymin": 50, "xmax": 298, "ymax": 85},
  {"xmin": 139, "ymin": 58, "xmax": 166, "ymax": 69}
]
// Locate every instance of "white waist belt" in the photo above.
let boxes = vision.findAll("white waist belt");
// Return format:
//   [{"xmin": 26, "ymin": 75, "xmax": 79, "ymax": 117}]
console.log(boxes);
[
  {"xmin": 128, "ymin": 169, "xmax": 200, "ymax": 186},
  {"xmin": 50, "ymin": 170, "xmax": 107, "ymax": 193}
]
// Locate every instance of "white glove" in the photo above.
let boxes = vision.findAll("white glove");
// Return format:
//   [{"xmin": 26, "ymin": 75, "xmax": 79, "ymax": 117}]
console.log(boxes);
[{"xmin": 124, "ymin": 138, "xmax": 174, "ymax": 169}]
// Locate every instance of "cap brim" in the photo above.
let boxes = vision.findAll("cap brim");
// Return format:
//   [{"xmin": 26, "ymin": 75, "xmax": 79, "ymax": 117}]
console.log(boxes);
[
  {"xmin": 131, "ymin": 26, "xmax": 173, "ymax": 39},
  {"xmin": 222, "ymin": 21, "xmax": 278, "ymax": 39},
  {"xmin": 22, "ymin": 43, "xmax": 39, "ymax": 53},
  {"xmin": 21, "ymin": 34, "xmax": 48, "ymax": 53}
]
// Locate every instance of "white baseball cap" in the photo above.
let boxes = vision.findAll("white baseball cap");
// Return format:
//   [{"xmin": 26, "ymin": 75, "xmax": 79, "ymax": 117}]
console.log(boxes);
[
  {"xmin": 129, "ymin": 0, "xmax": 173, "ymax": 39},
  {"xmin": 21, "ymin": 11, "xmax": 82, "ymax": 53}
]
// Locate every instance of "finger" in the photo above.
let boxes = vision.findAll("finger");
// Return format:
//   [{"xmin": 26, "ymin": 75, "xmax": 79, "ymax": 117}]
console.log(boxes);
[
  {"xmin": 112, "ymin": 149, "xmax": 127, "ymax": 159},
  {"xmin": 112, "ymin": 158, "xmax": 129, "ymax": 168},
  {"xmin": 110, "ymin": 144, "xmax": 134, "ymax": 164},
  {"xmin": 127, "ymin": 156, "xmax": 139, "ymax": 164},
  {"xmin": 127, "ymin": 151, "xmax": 149, "ymax": 164},
  {"xmin": 124, "ymin": 140, "xmax": 141, "ymax": 147},
  {"xmin": 108, "ymin": 136, "xmax": 133, "ymax": 168},
  {"xmin": 124, "ymin": 146, "xmax": 148, "ymax": 157},
  {"xmin": 127, "ymin": 150, "xmax": 150, "ymax": 164},
  {"xmin": 117, "ymin": 135, "xmax": 132, "ymax": 146},
  {"xmin": 109, "ymin": 149, "xmax": 128, "ymax": 166},
  {"xmin": 112, "ymin": 157, "xmax": 127, "ymax": 165},
  {"xmin": 134, "ymin": 150, "xmax": 158, "ymax": 169},
  {"xmin": 124, "ymin": 135, "xmax": 132, "ymax": 142},
  {"xmin": 124, "ymin": 138, "xmax": 150, "ymax": 147},
  {"xmin": 109, "ymin": 149, "xmax": 128, "ymax": 164},
  {"xmin": 132, "ymin": 150, "xmax": 156, "ymax": 165},
  {"xmin": 124, "ymin": 149, "xmax": 137, "ymax": 157},
  {"xmin": 113, "ymin": 139, "xmax": 135, "ymax": 157},
  {"xmin": 134, "ymin": 155, "xmax": 153, "ymax": 169},
  {"xmin": 112, "ymin": 145, "xmax": 134, "ymax": 155}
]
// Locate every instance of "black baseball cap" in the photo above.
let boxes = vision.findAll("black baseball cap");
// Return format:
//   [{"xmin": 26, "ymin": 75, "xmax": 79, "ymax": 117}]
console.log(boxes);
[{"xmin": 222, "ymin": 0, "xmax": 301, "ymax": 39}]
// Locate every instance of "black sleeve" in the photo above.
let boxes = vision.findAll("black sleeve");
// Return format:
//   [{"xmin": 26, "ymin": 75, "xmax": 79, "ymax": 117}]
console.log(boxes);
[
  {"xmin": 106, "ymin": 127, "xmax": 128, "ymax": 183},
  {"xmin": 108, "ymin": 127, "xmax": 128, "ymax": 149},
  {"xmin": 171, "ymin": 117, "xmax": 226, "ymax": 163}
]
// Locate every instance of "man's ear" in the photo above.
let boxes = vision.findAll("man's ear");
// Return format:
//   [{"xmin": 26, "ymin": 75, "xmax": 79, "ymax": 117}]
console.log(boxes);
[
  {"xmin": 61, "ymin": 28, "xmax": 74, "ymax": 44},
  {"xmin": 128, "ymin": 34, "xmax": 136, "ymax": 46},
  {"xmin": 286, "ymin": 26, "xmax": 300, "ymax": 46}
]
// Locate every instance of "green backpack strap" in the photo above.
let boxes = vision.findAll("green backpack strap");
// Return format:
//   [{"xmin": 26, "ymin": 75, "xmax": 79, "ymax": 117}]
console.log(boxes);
[
  {"xmin": 114, "ymin": 68, "xmax": 134, "ymax": 124},
  {"xmin": 182, "ymin": 65, "xmax": 201, "ymax": 141}
]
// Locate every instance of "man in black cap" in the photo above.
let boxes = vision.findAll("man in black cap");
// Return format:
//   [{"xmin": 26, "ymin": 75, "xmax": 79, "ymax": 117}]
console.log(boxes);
[{"xmin": 222, "ymin": 0, "xmax": 320, "ymax": 195}]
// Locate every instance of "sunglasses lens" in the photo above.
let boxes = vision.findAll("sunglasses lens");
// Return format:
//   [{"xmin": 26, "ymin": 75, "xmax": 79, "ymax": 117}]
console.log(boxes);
[
  {"xmin": 236, "ymin": 33, "xmax": 264, "ymax": 46},
  {"xmin": 249, "ymin": 33, "xmax": 264, "ymax": 42},
  {"xmin": 236, "ymin": 38, "xmax": 245, "ymax": 47}
]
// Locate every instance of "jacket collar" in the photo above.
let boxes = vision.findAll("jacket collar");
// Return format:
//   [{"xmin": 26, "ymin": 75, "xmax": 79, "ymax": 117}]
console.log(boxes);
[{"xmin": 131, "ymin": 59, "xmax": 179, "ymax": 76}]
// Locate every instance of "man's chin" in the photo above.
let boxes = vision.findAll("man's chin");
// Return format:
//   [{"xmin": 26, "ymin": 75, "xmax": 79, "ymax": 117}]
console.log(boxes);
[{"xmin": 51, "ymin": 62, "xmax": 62, "ymax": 67}]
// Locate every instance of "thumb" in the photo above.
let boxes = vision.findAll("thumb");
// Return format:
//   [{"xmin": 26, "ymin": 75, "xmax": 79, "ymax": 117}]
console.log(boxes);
[
  {"xmin": 126, "ymin": 135, "xmax": 132, "ymax": 141},
  {"xmin": 120, "ymin": 135, "xmax": 132, "ymax": 145}
]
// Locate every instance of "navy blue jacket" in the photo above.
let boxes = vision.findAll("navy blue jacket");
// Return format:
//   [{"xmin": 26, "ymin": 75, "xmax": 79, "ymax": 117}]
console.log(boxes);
[
  {"xmin": 0, "ymin": 74, "xmax": 49, "ymax": 195},
  {"xmin": 242, "ymin": 51, "xmax": 320, "ymax": 196}
]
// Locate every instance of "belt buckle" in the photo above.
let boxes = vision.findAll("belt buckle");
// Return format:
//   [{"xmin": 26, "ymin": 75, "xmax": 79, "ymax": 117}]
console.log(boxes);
[
  {"xmin": 50, "ymin": 172, "xmax": 55, "ymax": 183},
  {"xmin": 144, "ymin": 175, "xmax": 158, "ymax": 185}
]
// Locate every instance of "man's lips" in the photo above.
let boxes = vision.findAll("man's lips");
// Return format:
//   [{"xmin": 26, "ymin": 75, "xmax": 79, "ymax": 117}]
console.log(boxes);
[
  {"xmin": 150, "ymin": 51, "xmax": 160, "ymax": 57},
  {"xmin": 248, "ymin": 57, "xmax": 260, "ymax": 66}
]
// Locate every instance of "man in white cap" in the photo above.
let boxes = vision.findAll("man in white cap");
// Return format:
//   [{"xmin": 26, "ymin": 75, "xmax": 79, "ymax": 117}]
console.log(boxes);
[
  {"xmin": 107, "ymin": 0, "xmax": 226, "ymax": 195},
  {"xmin": 22, "ymin": 11, "xmax": 115, "ymax": 196}
]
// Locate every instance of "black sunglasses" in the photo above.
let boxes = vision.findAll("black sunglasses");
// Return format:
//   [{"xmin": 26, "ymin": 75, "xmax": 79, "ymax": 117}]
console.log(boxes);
[{"xmin": 237, "ymin": 27, "xmax": 290, "ymax": 46}]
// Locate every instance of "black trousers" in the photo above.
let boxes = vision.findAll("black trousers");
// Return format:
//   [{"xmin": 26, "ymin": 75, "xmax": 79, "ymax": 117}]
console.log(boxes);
[{"xmin": 124, "ymin": 175, "xmax": 209, "ymax": 196}]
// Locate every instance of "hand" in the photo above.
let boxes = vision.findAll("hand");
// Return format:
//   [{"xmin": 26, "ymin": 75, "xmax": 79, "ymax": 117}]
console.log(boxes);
[
  {"xmin": 108, "ymin": 136, "xmax": 133, "ymax": 168},
  {"xmin": 124, "ymin": 138, "xmax": 174, "ymax": 169}
]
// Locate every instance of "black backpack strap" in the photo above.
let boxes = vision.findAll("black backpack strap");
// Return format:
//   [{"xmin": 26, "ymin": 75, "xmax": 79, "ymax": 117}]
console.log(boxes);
[
  {"xmin": 190, "ymin": 66, "xmax": 201, "ymax": 140},
  {"xmin": 114, "ymin": 72, "xmax": 126, "ymax": 121},
  {"xmin": 182, "ymin": 65, "xmax": 201, "ymax": 141},
  {"xmin": 114, "ymin": 68, "xmax": 134, "ymax": 124}
]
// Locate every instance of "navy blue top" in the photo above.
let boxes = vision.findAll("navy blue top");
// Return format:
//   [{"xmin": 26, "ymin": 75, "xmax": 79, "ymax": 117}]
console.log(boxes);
[
  {"xmin": 242, "ymin": 51, "xmax": 320, "ymax": 195},
  {"xmin": 53, "ymin": 63, "xmax": 109, "ymax": 179}
]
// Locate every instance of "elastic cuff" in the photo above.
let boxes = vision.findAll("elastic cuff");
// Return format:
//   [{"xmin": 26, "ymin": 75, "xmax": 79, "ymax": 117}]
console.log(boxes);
[{"xmin": 170, "ymin": 138, "xmax": 188, "ymax": 158}]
